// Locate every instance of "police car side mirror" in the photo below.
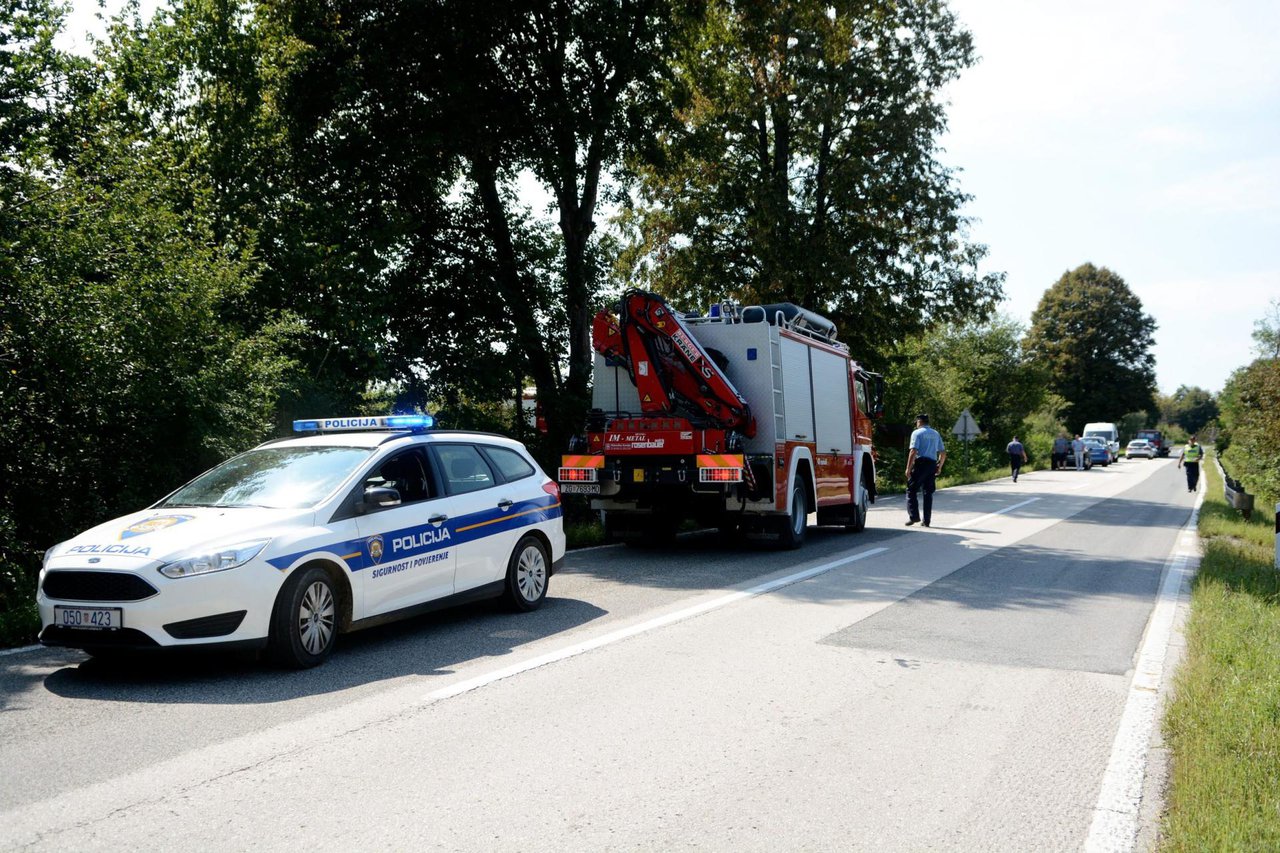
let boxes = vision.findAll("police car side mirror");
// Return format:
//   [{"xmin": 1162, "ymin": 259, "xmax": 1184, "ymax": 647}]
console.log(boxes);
[{"xmin": 357, "ymin": 486, "xmax": 402, "ymax": 514}]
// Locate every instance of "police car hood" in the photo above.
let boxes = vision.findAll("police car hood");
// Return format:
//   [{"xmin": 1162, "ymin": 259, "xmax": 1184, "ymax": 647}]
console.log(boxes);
[{"xmin": 51, "ymin": 506, "xmax": 309, "ymax": 568}]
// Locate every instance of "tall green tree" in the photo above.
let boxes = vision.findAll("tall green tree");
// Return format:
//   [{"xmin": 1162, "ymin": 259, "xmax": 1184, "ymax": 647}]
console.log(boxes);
[
  {"xmin": 275, "ymin": 0, "xmax": 679, "ymax": 451},
  {"xmin": 1, "ymin": 2, "xmax": 304, "ymax": 640},
  {"xmin": 884, "ymin": 315, "xmax": 1045, "ymax": 447},
  {"xmin": 1218, "ymin": 359, "xmax": 1280, "ymax": 504},
  {"xmin": 620, "ymin": 0, "xmax": 1003, "ymax": 360},
  {"xmin": 1158, "ymin": 385, "xmax": 1218, "ymax": 436},
  {"xmin": 1252, "ymin": 297, "xmax": 1280, "ymax": 360},
  {"xmin": 1022, "ymin": 263, "xmax": 1156, "ymax": 433}
]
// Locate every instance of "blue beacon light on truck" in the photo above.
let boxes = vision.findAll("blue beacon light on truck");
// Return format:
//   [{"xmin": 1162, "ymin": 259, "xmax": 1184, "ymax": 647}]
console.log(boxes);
[{"xmin": 292, "ymin": 415, "xmax": 435, "ymax": 433}]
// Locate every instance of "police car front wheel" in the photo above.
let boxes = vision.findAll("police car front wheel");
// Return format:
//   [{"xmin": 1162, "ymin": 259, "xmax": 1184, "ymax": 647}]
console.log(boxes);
[
  {"xmin": 268, "ymin": 565, "xmax": 339, "ymax": 668},
  {"xmin": 505, "ymin": 536, "xmax": 549, "ymax": 612}
]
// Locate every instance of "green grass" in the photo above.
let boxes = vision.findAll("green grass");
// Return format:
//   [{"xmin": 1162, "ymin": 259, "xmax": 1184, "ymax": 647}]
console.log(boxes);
[
  {"xmin": 564, "ymin": 519, "xmax": 606, "ymax": 549},
  {"xmin": 1161, "ymin": 453, "xmax": 1280, "ymax": 850}
]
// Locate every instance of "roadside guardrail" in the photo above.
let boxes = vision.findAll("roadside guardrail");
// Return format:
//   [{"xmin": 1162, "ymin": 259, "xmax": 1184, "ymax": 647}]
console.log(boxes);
[{"xmin": 1215, "ymin": 456, "xmax": 1255, "ymax": 521}]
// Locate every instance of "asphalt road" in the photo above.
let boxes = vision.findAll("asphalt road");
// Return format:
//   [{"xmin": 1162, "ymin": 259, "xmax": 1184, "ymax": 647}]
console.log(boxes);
[{"xmin": 0, "ymin": 456, "xmax": 1197, "ymax": 851}]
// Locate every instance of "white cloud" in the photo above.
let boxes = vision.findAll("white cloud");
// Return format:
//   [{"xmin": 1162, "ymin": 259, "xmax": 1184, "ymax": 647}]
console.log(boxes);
[{"xmin": 1162, "ymin": 157, "xmax": 1280, "ymax": 214}]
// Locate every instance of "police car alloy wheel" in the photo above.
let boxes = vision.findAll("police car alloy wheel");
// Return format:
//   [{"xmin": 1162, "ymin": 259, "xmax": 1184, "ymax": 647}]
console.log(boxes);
[
  {"xmin": 269, "ymin": 565, "xmax": 339, "ymax": 667},
  {"xmin": 505, "ymin": 535, "xmax": 548, "ymax": 612}
]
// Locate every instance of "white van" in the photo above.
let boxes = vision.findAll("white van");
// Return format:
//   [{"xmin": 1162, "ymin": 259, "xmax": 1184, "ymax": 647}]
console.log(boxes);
[{"xmin": 1082, "ymin": 422, "xmax": 1120, "ymax": 460}]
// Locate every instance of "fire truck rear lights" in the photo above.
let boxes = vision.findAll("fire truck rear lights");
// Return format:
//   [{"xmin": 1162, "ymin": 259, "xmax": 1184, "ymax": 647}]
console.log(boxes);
[
  {"xmin": 699, "ymin": 468, "xmax": 743, "ymax": 483},
  {"xmin": 559, "ymin": 468, "xmax": 598, "ymax": 482}
]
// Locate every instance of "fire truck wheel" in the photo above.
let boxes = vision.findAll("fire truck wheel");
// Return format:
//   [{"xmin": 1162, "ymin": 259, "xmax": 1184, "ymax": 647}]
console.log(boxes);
[
  {"xmin": 849, "ymin": 488, "xmax": 868, "ymax": 532},
  {"xmin": 776, "ymin": 480, "xmax": 809, "ymax": 549}
]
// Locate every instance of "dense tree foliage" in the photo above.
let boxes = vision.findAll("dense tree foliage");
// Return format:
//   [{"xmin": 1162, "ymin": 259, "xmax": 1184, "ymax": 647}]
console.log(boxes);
[
  {"xmin": 1219, "ymin": 304, "xmax": 1280, "ymax": 504},
  {"xmin": 1158, "ymin": 385, "xmax": 1219, "ymax": 436},
  {"xmin": 1218, "ymin": 359, "xmax": 1280, "ymax": 505},
  {"xmin": 1022, "ymin": 263, "xmax": 1157, "ymax": 434},
  {"xmin": 0, "ymin": 1, "xmax": 302, "ymax": 639},
  {"xmin": 620, "ymin": 0, "xmax": 1004, "ymax": 360},
  {"xmin": 877, "ymin": 315, "xmax": 1046, "ymax": 486},
  {"xmin": 272, "ymin": 0, "xmax": 680, "ymax": 448}
]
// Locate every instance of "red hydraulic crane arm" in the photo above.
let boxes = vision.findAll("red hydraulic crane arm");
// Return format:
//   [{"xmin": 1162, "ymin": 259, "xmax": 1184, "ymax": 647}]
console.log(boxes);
[{"xmin": 591, "ymin": 290, "xmax": 756, "ymax": 437}]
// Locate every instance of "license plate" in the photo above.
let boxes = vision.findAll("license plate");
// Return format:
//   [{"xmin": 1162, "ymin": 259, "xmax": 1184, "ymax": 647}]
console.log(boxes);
[
  {"xmin": 561, "ymin": 483, "xmax": 601, "ymax": 495},
  {"xmin": 54, "ymin": 606, "xmax": 123, "ymax": 630}
]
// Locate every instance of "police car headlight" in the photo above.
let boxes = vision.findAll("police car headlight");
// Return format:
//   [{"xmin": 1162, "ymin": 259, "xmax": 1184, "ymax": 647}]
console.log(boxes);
[
  {"xmin": 158, "ymin": 540, "xmax": 270, "ymax": 579},
  {"xmin": 43, "ymin": 545, "xmax": 60, "ymax": 569}
]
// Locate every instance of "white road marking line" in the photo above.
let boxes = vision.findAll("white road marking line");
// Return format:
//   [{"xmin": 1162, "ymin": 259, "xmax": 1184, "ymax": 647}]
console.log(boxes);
[
  {"xmin": 426, "ymin": 546, "xmax": 890, "ymax": 703},
  {"xmin": 1084, "ymin": 489, "xmax": 1203, "ymax": 852},
  {"xmin": 962, "ymin": 497, "xmax": 1041, "ymax": 529},
  {"xmin": 0, "ymin": 643, "xmax": 41, "ymax": 657}
]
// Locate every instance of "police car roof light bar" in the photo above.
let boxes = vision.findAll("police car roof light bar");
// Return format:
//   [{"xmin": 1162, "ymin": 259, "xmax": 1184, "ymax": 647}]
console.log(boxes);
[{"xmin": 292, "ymin": 415, "xmax": 435, "ymax": 433}]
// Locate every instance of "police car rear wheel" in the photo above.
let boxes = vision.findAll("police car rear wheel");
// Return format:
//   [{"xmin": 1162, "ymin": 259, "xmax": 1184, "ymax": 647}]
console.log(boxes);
[
  {"xmin": 268, "ymin": 565, "xmax": 338, "ymax": 668},
  {"xmin": 505, "ymin": 536, "xmax": 548, "ymax": 612}
]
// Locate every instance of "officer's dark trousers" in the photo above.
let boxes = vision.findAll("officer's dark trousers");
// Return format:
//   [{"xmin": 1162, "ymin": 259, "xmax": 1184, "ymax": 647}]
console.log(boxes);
[
  {"xmin": 1185, "ymin": 461, "xmax": 1200, "ymax": 490},
  {"xmin": 908, "ymin": 458, "xmax": 938, "ymax": 524},
  {"xmin": 1009, "ymin": 454, "xmax": 1022, "ymax": 480}
]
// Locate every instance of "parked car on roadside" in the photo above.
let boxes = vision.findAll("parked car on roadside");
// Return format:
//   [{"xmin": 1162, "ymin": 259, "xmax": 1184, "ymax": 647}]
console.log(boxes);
[
  {"xmin": 38, "ymin": 415, "xmax": 566, "ymax": 668},
  {"xmin": 1082, "ymin": 436, "xmax": 1112, "ymax": 466},
  {"xmin": 1126, "ymin": 439, "xmax": 1156, "ymax": 459},
  {"xmin": 1083, "ymin": 422, "xmax": 1121, "ymax": 460},
  {"xmin": 1135, "ymin": 428, "xmax": 1170, "ymax": 457}
]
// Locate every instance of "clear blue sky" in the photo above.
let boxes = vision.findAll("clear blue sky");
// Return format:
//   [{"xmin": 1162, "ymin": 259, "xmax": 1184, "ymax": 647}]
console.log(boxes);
[
  {"xmin": 941, "ymin": 0, "xmax": 1280, "ymax": 395},
  {"xmin": 63, "ymin": 1, "xmax": 1278, "ymax": 395}
]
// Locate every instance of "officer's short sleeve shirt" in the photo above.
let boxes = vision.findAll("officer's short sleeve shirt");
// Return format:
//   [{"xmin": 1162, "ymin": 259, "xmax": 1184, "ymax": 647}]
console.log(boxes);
[{"xmin": 910, "ymin": 426, "xmax": 945, "ymax": 461}]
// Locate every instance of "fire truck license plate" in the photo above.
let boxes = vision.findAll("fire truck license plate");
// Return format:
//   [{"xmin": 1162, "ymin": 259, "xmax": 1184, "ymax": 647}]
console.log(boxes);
[{"xmin": 561, "ymin": 483, "xmax": 601, "ymax": 495}]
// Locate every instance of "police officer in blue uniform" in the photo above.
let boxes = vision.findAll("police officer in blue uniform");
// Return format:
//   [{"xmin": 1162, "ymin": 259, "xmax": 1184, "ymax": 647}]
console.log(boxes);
[{"xmin": 905, "ymin": 413, "xmax": 947, "ymax": 527}]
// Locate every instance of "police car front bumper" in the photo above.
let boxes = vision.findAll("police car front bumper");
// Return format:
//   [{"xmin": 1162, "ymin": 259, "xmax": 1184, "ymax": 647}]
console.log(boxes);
[{"xmin": 37, "ymin": 561, "xmax": 281, "ymax": 651}]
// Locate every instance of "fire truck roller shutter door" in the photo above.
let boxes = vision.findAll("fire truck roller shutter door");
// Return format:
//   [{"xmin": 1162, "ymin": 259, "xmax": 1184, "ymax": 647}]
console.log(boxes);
[
  {"xmin": 811, "ymin": 349, "xmax": 853, "ymax": 455},
  {"xmin": 780, "ymin": 337, "xmax": 814, "ymax": 441}
]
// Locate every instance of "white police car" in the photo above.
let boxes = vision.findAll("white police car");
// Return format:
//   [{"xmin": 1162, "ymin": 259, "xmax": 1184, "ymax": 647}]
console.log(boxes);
[{"xmin": 38, "ymin": 416, "xmax": 565, "ymax": 667}]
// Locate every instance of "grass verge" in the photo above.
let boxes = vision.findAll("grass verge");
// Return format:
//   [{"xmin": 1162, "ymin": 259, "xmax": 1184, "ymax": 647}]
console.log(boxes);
[{"xmin": 1161, "ymin": 452, "xmax": 1280, "ymax": 850}]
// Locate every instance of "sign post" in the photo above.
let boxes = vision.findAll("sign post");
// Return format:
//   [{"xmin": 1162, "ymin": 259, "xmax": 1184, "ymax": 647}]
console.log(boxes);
[{"xmin": 951, "ymin": 408, "xmax": 979, "ymax": 471}]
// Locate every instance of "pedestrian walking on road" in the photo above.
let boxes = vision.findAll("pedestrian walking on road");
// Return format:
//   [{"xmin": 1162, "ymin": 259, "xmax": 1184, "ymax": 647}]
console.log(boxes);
[
  {"xmin": 1052, "ymin": 433, "xmax": 1070, "ymax": 470},
  {"xmin": 1178, "ymin": 435, "xmax": 1203, "ymax": 492},
  {"xmin": 1006, "ymin": 436, "xmax": 1027, "ymax": 482},
  {"xmin": 1071, "ymin": 434, "xmax": 1085, "ymax": 471},
  {"xmin": 905, "ymin": 413, "xmax": 946, "ymax": 527}
]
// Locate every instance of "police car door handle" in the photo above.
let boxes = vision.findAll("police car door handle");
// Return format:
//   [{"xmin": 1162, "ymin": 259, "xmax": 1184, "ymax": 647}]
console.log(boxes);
[
  {"xmin": 496, "ymin": 499, "xmax": 514, "ymax": 510},
  {"xmin": 428, "ymin": 513, "xmax": 448, "ymax": 525}
]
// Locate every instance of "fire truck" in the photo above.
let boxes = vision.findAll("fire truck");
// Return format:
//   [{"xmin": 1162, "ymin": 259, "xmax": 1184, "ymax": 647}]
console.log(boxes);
[{"xmin": 559, "ymin": 290, "xmax": 883, "ymax": 548}]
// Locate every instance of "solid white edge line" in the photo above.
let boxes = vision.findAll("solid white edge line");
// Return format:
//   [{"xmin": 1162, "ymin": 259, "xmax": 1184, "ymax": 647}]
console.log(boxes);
[
  {"xmin": 1083, "ymin": 485, "xmax": 1203, "ymax": 852},
  {"xmin": 426, "ymin": 546, "xmax": 890, "ymax": 703},
  {"xmin": 0, "ymin": 643, "xmax": 41, "ymax": 657},
  {"xmin": 963, "ymin": 497, "xmax": 1041, "ymax": 529}
]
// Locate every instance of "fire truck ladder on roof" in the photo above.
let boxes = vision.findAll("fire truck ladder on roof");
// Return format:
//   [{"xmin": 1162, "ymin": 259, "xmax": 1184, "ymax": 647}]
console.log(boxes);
[{"xmin": 769, "ymin": 334, "xmax": 786, "ymax": 444}]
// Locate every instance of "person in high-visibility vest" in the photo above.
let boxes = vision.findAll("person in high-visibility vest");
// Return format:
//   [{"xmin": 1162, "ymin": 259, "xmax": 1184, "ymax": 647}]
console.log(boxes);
[{"xmin": 1177, "ymin": 435, "xmax": 1203, "ymax": 492}]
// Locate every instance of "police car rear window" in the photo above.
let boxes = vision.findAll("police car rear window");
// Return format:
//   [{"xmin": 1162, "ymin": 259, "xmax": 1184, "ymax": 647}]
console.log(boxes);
[
  {"xmin": 435, "ymin": 445, "xmax": 496, "ymax": 495},
  {"xmin": 481, "ymin": 446, "xmax": 536, "ymax": 483},
  {"xmin": 161, "ymin": 446, "xmax": 374, "ymax": 509}
]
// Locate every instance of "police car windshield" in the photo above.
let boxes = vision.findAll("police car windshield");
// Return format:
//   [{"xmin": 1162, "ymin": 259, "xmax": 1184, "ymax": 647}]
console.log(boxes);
[{"xmin": 160, "ymin": 446, "xmax": 374, "ymax": 509}]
